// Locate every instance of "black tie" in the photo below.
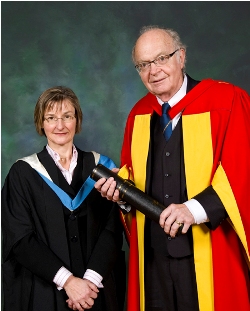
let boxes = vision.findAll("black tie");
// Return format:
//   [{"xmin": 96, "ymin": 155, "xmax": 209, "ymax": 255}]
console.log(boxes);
[{"xmin": 160, "ymin": 102, "xmax": 172, "ymax": 141}]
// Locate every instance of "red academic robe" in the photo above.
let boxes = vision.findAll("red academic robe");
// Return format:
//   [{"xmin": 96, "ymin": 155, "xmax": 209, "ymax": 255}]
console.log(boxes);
[{"xmin": 118, "ymin": 79, "xmax": 250, "ymax": 311}]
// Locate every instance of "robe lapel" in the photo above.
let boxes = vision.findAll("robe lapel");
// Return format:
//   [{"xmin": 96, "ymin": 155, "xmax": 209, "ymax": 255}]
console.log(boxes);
[
  {"xmin": 37, "ymin": 148, "xmax": 71, "ymax": 266},
  {"xmin": 70, "ymin": 149, "xmax": 94, "ymax": 193},
  {"xmin": 37, "ymin": 148, "xmax": 76, "ymax": 196}
]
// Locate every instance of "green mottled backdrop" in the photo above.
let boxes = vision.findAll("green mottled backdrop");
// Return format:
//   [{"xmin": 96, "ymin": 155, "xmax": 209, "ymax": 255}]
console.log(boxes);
[{"xmin": 2, "ymin": 1, "xmax": 250, "ymax": 184}]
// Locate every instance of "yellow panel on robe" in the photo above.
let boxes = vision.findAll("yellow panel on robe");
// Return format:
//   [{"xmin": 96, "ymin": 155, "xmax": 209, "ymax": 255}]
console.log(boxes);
[
  {"xmin": 131, "ymin": 114, "xmax": 151, "ymax": 311},
  {"xmin": 182, "ymin": 112, "xmax": 214, "ymax": 311},
  {"xmin": 212, "ymin": 164, "xmax": 250, "ymax": 262}
]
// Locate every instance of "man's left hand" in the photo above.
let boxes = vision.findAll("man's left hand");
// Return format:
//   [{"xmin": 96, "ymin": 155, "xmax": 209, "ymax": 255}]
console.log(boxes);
[{"xmin": 159, "ymin": 203, "xmax": 195, "ymax": 237}]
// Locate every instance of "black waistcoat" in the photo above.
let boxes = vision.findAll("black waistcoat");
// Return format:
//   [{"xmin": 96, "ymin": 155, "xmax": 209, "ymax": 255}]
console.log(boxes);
[{"xmin": 145, "ymin": 112, "xmax": 193, "ymax": 258}]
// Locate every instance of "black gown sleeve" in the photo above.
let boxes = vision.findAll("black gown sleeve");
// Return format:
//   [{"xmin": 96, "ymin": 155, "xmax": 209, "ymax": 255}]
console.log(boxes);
[
  {"xmin": 12, "ymin": 232, "xmax": 65, "ymax": 283},
  {"xmin": 193, "ymin": 185, "xmax": 228, "ymax": 230},
  {"xmin": 2, "ymin": 161, "xmax": 67, "ymax": 285},
  {"xmin": 85, "ymin": 199, "xmax": 124, "ymax": 280}
]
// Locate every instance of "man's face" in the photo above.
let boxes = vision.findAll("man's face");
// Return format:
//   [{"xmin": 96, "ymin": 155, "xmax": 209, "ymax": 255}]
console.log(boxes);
[{"xmin": 134, "ymin": 29, "xmax": 186, "ymax": 102}]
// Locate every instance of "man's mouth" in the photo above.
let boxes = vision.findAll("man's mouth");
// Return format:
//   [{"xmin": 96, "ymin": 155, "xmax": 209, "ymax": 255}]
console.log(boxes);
[
  {"xmin": 151, "ymin": 75, "xmax": 168, "ymax": 84},
  {"xmin": 152, "ymin": 77, "xmax": 165, "ymax": 84}
]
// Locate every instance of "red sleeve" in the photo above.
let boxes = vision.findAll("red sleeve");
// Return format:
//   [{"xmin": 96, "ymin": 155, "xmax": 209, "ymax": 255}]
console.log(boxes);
[{"xmin": 220, "ymin": 86, "xmax": 250, "ymax": 247}]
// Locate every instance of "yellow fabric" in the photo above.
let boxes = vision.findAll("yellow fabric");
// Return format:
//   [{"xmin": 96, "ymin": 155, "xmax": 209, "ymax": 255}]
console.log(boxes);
[
  {"xmin": 118, "ymin": 165, "xmax": 133, "ymax": 233},
  {"xmin": 212, "ymin": 164, "xmax": 250, "ymax": 261},
  {"xmin": 131, "ymin": 114, "xmax": 151, "ymax": 311},
  {"xmin": 182, "ymin": 113, "xmax": 214, "ymax": 311}
]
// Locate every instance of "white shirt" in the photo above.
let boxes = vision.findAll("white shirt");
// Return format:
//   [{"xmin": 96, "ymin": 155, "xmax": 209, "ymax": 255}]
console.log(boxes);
[
  {"xmin": 46, "ymin": 144, "xmax": 104, "ymax": 289},
  {"xmin": 156, "ymin": 75, "xmax": 209, "ymax": 224},
  {"xmin": 46, "ymin": 144, "xmax": 78, "ymax": 184}
]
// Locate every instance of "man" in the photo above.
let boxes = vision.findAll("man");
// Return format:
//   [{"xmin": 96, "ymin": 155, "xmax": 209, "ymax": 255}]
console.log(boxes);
[{"xmin": 95, "ymin": 26, "xmax": 250, "ymax": 311}]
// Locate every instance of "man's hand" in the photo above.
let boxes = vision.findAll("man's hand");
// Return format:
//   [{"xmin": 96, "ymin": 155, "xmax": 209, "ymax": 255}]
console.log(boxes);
[
  {"xmin": 94, "ymin": 168, "xmax": 121, "ymax": 202},
  {"xmin": 159, "ymin": 203, "xmax": 195, "ymax": 237},
  {"xmin": 64, "ymin": 276, "xmax": 99, "ymax": 310}
]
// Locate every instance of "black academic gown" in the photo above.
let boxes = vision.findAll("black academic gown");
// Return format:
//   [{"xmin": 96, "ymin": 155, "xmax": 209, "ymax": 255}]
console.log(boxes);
[{"xmin": 2, "ymin": 147, "xmax": 125, "ymax": 311}]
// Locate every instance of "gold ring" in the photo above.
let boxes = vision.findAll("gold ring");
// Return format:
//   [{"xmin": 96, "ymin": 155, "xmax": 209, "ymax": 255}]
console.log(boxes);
[{"xmin": 176, "ymin": 221, "xmax": 183, "ymax": 227}]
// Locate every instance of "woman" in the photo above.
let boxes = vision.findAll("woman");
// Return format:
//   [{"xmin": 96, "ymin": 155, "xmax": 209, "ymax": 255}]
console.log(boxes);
[{"xmin": 2, "ymin": 86, "xmax": 125, "ymax": 311}]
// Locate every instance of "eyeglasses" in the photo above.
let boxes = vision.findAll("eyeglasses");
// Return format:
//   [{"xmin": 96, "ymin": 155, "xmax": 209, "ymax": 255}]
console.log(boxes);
[
  {"xmin": 44, "ymin": 115, "xmax": 76, "ymax": 124},
  {"xmin": 135, "ymin": 49, "xmax": 180, "ymax": 73}
]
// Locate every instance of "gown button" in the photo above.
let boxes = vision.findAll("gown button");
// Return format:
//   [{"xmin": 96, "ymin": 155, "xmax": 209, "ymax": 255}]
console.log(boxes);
[
  {"xmin": 69, "ymin": 213, "xmax": 76, "ymax": 220},
  {"xmin": 71, "ymin": 236, "xmax": 78, "ymax": 242}
]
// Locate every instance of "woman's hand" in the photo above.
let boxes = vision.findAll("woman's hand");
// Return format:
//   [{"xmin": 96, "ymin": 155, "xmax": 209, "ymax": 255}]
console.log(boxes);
[
  {"xmin": 64, "ymin": 276, "xmax": 99, "ymax": 310},
  {"xmin": 94, "ymin": 168, "xmax": 121, "ymax": 202}
]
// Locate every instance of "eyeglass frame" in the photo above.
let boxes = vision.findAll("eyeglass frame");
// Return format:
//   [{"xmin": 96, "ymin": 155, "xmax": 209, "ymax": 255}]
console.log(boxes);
[
  {"xmin": 135, "ymin": 49, "xmax": 180, "ymax": 73},
  {"xmin": 44, "ymin": 115, "xmax": 76, "ymax": 124}
]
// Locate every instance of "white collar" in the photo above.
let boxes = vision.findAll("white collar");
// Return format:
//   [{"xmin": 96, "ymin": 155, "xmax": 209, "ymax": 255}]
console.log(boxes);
[{"xmin": 157, "ymin": 74, "xmax": 187, "ymax": 107}]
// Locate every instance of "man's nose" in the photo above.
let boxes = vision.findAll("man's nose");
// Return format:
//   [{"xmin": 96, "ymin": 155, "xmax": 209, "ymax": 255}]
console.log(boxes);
[{"xmin": 149, "ymin": 62, "xmax": 160, "ymax": 74}]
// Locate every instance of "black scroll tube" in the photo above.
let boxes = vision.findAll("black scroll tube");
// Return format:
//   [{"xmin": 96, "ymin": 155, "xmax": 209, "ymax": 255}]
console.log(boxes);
[{"xmin": 91, "ymin": 164, "xmax": 184, "ymax": 235}]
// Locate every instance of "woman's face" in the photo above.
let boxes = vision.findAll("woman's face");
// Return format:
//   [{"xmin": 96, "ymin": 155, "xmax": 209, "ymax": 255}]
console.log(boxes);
[{"xmin": 42, "ymin": 99, "xmax": 76, "ymax": 149}]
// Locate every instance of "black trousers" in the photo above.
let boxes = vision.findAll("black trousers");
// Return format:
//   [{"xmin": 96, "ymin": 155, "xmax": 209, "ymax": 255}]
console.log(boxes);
[{"xmin": 145, "ymin": 249, "xmax": 199, "ymax": 311}]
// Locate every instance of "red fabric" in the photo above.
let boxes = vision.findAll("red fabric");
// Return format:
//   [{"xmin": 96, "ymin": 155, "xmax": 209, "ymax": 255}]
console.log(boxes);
[
  {"xmin": 212, "ymin": 223, "xmax": 250, "ymax": 310},
  {"xmin": 119, "ymin": 210, "xmax": 130, "ymax": 244},
  {"xmin": 126, "ymin": 210, "xmax": 140, "ymax": 311},
  {"xmin": 209, "ymin": 85, "xmax": 250, "ymax": 309}
]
